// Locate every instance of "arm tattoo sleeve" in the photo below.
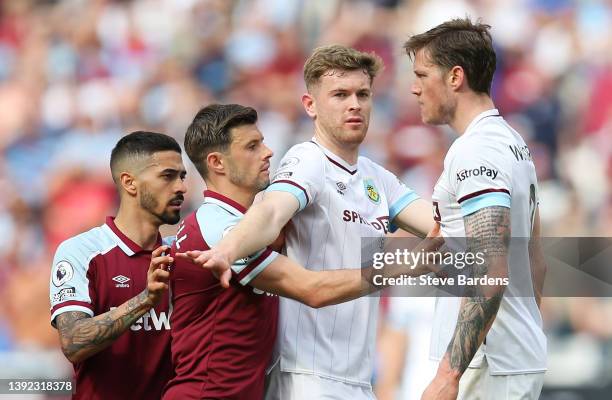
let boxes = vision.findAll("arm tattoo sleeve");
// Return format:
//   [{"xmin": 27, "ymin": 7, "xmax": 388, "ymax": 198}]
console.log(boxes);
[
  {"xmin": 445, "ymin": 206, "xmax": 510, "ymax": 373},
  {"xmin": 55, "ymin": 290, "xmax": 151, "ymax": 362}
]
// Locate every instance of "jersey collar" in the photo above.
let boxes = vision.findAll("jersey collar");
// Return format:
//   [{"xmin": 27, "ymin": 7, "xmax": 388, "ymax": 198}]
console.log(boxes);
[
  {"xmin": 463, "ymin": 108, "xmax": 501, "ymax": 137},
  {"xmin": 311, "ymin": 137, "xmax": 358, "ymax": 175},
  {"xmin": 103, "ymin": 216, "xmax": 162, "ymax": 256},
  {"xmin": 203, "ymin": 190, "xmax": 247, "ymax": 216}
]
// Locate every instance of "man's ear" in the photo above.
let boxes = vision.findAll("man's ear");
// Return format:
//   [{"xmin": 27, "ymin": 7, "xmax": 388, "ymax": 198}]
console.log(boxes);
[
  {"xmin": 302, "ymin": 92, "xmax": 316, "ymax": 118},
  {"xmin": 448, "ymin": 66, "xmax": 465, "ymax": 91},
  {"xmin": 119, "ymin": 172, "xmax": 137, "ymax": 196},
  {"xmin": 206, "ymin": 152, "xmax": 225, "ymax": 175}
]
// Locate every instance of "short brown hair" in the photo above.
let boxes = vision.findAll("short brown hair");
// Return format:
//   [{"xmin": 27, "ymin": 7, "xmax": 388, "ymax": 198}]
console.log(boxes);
[
  {"xmin": 184, "ymin": 104, "xmax": 258, "ymax": 178},
  {"xmin": 403, "ymin": 18, "xmax": 496, "ymax": 95},
  {"xmin": 303, "ymin": 44, "xmax": 383, "ymax": 91}
]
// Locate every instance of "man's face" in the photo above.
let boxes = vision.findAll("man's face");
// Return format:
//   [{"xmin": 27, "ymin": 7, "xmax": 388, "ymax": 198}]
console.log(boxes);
[
  {"xmin": 411, "ymin": 49, "xmax": 456, "ymax": 125},
  {"xmin": 225, "ymin": 124, "xmax": 273, "ymax": 192},
  {"xmin": 136, "ymin": 151, "xmax": 187, "ymax": 225},
  {"xmin": 308, "ymin": 69, "xmax": 373, "ymax": 146}
]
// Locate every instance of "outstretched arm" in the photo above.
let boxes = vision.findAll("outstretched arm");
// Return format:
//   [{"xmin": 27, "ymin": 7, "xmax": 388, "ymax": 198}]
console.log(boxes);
[
  {"xmin": 181, "ymin": 224, "xmax": 443, "ymax": 308},
  {"xmin": 422, "ymin": 206, "xmax": 510, "ymax": 399},
  {"xmin": 192, "ymin": 191, "xmax": 298, "ymax": 287},
  {"xmin": 222, "ymin": 191, "xmax": 298, "ymax": 261},
  {"xmin": 55, "ymin": 246, "xmax": 172, "ymax": 363},
  {"xmin": 392, "ymin": 198, "xmax": 436, "ymax": 238}
]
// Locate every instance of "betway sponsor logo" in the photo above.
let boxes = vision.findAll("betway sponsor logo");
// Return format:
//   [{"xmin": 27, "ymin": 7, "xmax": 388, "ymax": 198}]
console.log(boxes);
[
  {"xmin": 110, "ymin": 307, "xmax": 170, "ymax": 331},
  {"xmin": 456, "ymin": 166, "xmax": 498, "ymax": 182},
  {"xmin": 342, "ymin": 210, "xmax": 389, "ymax": 233}
]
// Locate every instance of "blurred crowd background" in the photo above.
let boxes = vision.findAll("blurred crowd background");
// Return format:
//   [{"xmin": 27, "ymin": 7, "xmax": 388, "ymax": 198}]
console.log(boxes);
[{"xmin": 0, "ymin": 0, "xmax": 610, "ymax": 398}]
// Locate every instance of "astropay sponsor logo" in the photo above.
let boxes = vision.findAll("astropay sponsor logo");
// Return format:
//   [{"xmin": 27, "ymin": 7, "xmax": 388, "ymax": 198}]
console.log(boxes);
[
  {"xmin": 112, "ymin": 275, "xmax": 130, "ymax": 288},
  {"xmin": 456, "ymin": 166, "xmax": 498, "ymax": 182}
]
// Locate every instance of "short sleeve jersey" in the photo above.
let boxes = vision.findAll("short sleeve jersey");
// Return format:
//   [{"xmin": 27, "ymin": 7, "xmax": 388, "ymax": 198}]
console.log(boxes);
[
  {"xmin": 264, "ymin": 138, "xmax": 420, "ymax": 386},
  {"xmin": 430, "ymin": 109, "xmax": 547, "ymax": 374},
  {"xmin": 163, "ymin": 190, "xmax": 279, "ymax": 400},
  {"xmin": 49, "ymin": 217, "xmax": 173, "ymax": 400}
]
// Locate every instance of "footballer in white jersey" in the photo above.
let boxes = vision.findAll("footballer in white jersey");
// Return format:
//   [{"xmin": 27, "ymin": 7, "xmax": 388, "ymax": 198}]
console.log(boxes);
[
  {"xmin": 430, "ymin": 109, "xmax": 547, "ymax": 374},
  {"xmin": 265, "ymin": 138, "xmax": 420, "ymax": 388},
  {"xmin": 405, "ymin": 18, "xmax": 547, "ymax": 400}
]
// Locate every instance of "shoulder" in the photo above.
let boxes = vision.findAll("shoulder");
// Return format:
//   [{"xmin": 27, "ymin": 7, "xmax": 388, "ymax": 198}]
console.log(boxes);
[
  {"xmin": 272, "ymin": 142, "xmax": 326, "ymax": 187},
  {"xmin": 194, "ymin": 204, "xmax": 241, "ymax": 248},
  {"xmin": 280, "ymin": 141, "xmax": 325, "ymax": 167},
  {"xmin": 357, "ymin": 155, "xmax": 397, "ymax": 182},
  {"xmin": 286, "ymin": 140, "xmax": 321, "ymax": 155},
  {"xmin": 54, "ymin": 225, "xmax": 116, "ymax": 266},
  {"xmin": 358, "ymin": 155, "xmax": 388, "ymax": 173},
  {"xmin": 471, "ymin": 117, "xmax": 520, "ymax": 150},
  {"xmin": 195, "ymin": 203, "xmax": 238, "ymax": 224},
  {"xmin": 451, "ymin": 131, "xmax": 513, "ymax": 166},
  {"xmin": 357, "ymin": 154, "xmax": 376, "ymax": 168}
]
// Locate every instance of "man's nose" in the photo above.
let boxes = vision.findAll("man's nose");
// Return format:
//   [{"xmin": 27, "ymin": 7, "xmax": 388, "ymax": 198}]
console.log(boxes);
[{"xmin": 348, "ymin": 94, "xmax": 362, "ymax": 111}]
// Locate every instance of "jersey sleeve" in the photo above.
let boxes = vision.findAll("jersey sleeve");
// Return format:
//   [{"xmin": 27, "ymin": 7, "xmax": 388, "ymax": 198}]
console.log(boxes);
[
  {"xmin": 377, "ymin": 165, "xmax": 421, "ymax": 233},
  {"xmin": 229, "ymin": 246, "xmax": 279, "ymax": 286},
  {"xmin": 449, "ymin": 141, "xmax": 512, "ymax": 217},
  {"xmin": 265, "ymin": 142, "xmax": 325, "ymax": 212},
  {"xmin": 196, "ymin": 207, "xmax": 278, "ymax": 286},
  {"xmin": 49, "ymin": 239, "xmax": 95, "ymax": 327}
]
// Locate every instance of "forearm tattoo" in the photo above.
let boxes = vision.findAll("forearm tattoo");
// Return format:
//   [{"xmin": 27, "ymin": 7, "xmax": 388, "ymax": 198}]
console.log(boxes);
[
  {"xmin": 445, "ymin": 206, "xmax": 510, "ymax": 373},
  {"xmin": 56, "ymin": 291, "xmax": 150, "ymax": 361}
]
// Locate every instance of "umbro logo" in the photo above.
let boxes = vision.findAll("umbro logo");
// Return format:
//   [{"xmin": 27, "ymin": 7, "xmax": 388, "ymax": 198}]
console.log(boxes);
[
  {"xmin": 336, "ymin": 181, "xmax": 347, "ymax": 196},
  {"xmin": 112, "ymin": 275, "xmax": 130, "ymax": 288}
]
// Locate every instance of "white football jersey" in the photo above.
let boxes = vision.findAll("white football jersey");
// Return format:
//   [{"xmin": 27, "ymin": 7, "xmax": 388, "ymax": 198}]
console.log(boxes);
[
  {"xmin": 265, "ymin": 138, "xmax": 420, "ymax": 387},
  {"xmin": 430, "ymin": 109, "xmax": 547, "ymax": 374}
]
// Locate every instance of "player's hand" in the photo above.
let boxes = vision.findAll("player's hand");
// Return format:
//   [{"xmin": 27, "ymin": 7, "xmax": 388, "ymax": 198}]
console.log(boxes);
[
  {"xmin": 421, "ymin": 373, "xmax": 459, "ymax": 400},
  {"xmin": 145, "ymin": 245, "xmax": 173, "ymax": 307},
  {"xmin": 420, "ymin": 222, "xmax": 445, "ymax": 272},
  {"xmin": 176, "ymin": 249, "xmax": 233, "ymax": 289},
  {"xmin": 421, "ymin": 356, "xmax": 460, "ymax": 400},
  {"xmin": 425, "ymin": 222, "xmax": 443, "ymax": 247}
]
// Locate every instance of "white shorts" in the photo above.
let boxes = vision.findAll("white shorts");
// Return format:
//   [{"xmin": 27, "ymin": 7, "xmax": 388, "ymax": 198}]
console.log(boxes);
[
  {"xmin": 264, "ymin": 363, "xmax": 376, "ymax": 400},
  {"xmin": 458, "ymin": 358, "xmax": 544, "ymax": 400}
]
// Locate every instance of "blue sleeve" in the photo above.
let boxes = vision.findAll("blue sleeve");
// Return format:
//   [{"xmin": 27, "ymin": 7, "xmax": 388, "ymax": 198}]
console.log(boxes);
[
  {"xmin": 388, "ymin": 191, "xmax": 421, "ymax": 233},
  {"xmin": 459, "ymin": 191, "xmax": 511, "ymax": 217},
  {"xmin": 265, "ymin": 181, "xmax": 309, "ymax": 212}
]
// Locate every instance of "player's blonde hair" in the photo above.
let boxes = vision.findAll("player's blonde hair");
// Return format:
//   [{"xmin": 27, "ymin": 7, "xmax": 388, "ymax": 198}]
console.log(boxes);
[{"xmin": 303, "ymin": 44, "xmax": 383, "ymax": 91}]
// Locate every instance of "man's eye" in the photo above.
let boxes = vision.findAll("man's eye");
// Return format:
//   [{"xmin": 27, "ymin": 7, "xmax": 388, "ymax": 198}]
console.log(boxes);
[{"xmin": 335, "ymin": 93, "xmax": 347, "ymax": 98}]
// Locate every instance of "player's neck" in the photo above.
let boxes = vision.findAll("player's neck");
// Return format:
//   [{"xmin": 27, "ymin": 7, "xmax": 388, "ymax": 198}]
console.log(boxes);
[
  {"xmin": 205, "ymin": 180, "xmax": 256, "ymax": 211},
  {"xmin": 114, "ymin": 205, "xmax": 161, "ymax": 250},
  {"xmin": 314, "ymin": 130, "xmax": 359, "ymax": 165},
  {"xmin": 449, "ymin": 93, "xmax": 495, "ymax": 135}
]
